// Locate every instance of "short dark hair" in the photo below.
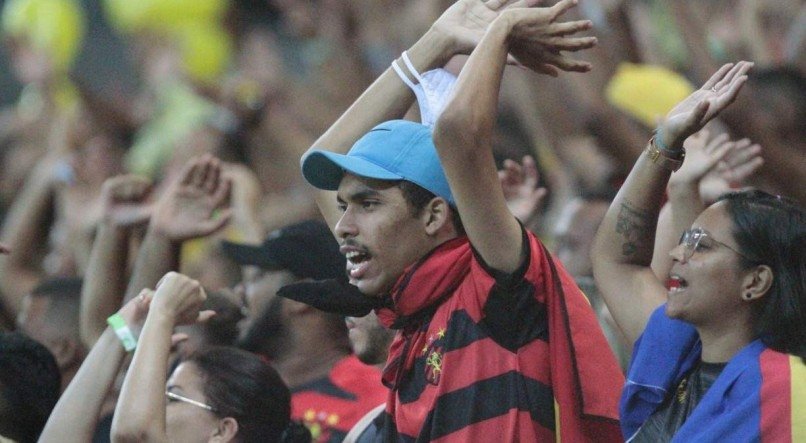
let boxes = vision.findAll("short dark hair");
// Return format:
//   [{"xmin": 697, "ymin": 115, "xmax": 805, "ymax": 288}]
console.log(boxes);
[
  {"xmin": 186, "ymin": 346, "xmax": 309, "ymax": 443},
  {"xmin": 0, "ymin": 332, "xmax": 61, "ymax": 443},
  {"xmin": 198, "ymin": 291, "xmax": 244, "ymax": 347},
  {"xmin": 396, "ymin": 181, "xmax": 465, "ymax": 236},
  {"xmin": 718, "ymin": 190, "xmax": 806, "ymax": 360}
]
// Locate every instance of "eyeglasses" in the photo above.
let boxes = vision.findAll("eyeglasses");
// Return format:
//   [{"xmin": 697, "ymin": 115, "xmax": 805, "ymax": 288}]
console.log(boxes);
[
  {"xmin": 677, "ymin": 228, "xmax": 751, "ymax": 262},
  {"xmin": 165, "ymin": 390, "xmax": 218, "ymax": 413}
]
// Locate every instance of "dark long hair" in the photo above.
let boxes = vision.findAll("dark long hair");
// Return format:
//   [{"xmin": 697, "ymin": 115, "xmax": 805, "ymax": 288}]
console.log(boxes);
[
  {"xmin": 186, "ymin": 347, "xmax": 309, "ymax": 442},
  {"xmin": 718, "ymin": 190, "xmax": 805, "ymax": 360}
]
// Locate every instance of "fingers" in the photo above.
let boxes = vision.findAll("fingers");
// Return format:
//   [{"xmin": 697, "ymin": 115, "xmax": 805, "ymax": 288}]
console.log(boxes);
[
  {"xmin": 197, "ymin": 310, "xmax": 217, "ymax": 323},
  {"xmin": 506, "ymin": 0, "xmax": 541, "ymax": 9},
  {"xmin": 536, "ymin": 35, "xmax": 597, "ymax": 51},
  {"xmin": 210, "ymin": 176, "xmax": 232, "ymax": 208},
  {"xmin": 203, "ymin": 158, "xmax": 222, "ymax": 193},
  {"xmin": 702, "ymin": 63, "xmax": 734, "ymax": 90},
  {"xmin": 703, "ymin": 132, "xmax": 730, "ymax": 154},
  {"xmin": 539, "ymin": 51, "xmax": 592, "ymax": 72},
  {"xmin": 545, "ymin": 19, "xmax": 592, "ymax": 36},
  {"xmin": 549, "ymin": 0, "xmax": 579, "ymax": 22},
  {"xmin": 714, "ymin": 61, "xmax": 753, "ymax": 92},
  {"xmin": 521, "ymin": 155, "xmax": 539, "ymax": 186},
  {"xmin": 198, "ymin": 208, "xmax": 233, "ymax": 236},
  {"xmin": 170, "ymin": 333, "xmax": 190, "ymax": 347}
]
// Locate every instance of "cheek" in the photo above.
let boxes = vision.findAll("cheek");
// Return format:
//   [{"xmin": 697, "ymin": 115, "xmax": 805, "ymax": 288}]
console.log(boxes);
[{"xmin": 166, "ymin": 408, "xmax": 215, "ymax": 442}]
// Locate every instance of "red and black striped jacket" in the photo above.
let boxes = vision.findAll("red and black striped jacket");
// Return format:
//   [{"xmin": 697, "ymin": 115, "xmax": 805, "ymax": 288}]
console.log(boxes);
[{"xmin": 371, "ymin": 228, "xmax": 624, "ymax": 442}]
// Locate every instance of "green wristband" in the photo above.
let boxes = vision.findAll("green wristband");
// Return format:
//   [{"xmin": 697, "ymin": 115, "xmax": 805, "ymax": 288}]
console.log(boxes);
[{"xmin": 107, "ymin": 313, "xmax": 137, "ymax": 352}]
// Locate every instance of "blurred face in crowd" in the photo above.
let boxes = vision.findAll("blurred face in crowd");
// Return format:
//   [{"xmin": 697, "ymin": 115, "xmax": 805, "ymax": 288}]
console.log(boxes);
[
  {"xmin": 335, "ymin": 174, "xmax": 439, "ymax": 297},
  {"xmin": 165, "ymin": 362, "xmax": 223, "ymax": 442},
  {"xmin": 345, "ymin": 311, "xmax": 394, "ymax": 366},
  {"xmin": 237, "ymin": 266, "xmax": 297, "ymax": 340},
  {"xmin": 665, "ymin": 202, "xmax": 751, "ymax": 329},
  {"xmin": 553, "ymin": 198, "xmax": 609, "ymax": 278}
]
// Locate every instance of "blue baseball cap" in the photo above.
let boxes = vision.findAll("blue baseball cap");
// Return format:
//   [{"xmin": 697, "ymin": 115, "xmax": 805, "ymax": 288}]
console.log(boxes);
[{"xmin": 301, "ymin": 120, "xmax": 455, "ymax": 205}]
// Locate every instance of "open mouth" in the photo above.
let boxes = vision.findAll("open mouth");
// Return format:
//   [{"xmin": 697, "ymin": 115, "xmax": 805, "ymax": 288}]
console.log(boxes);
[
  {"xmin": 345, "ymin": 250, "xmax": 372, "ymax": 279},
  {"xmin": 666, "ymin": 275, "xmax": 688, "ymax": 294}
]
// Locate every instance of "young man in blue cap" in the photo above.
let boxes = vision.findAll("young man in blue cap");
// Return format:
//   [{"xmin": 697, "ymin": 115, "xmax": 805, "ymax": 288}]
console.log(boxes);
[{"xmin": 301, "ymin": 0, "xmax": 624, "ymax": 441}]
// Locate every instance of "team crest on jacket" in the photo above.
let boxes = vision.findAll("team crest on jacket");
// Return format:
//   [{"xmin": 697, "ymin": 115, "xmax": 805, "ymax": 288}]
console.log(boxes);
[{"xmin": 422, "ymin": 327, "xmax": 447, "ymax": 385}]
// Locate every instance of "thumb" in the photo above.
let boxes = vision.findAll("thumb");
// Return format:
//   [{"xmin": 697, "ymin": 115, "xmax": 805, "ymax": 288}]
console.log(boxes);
[
  {"xmin": 171, "ymin": 333, "xmax": 190, "ymax": 347},
  {"xmin": 196, "ymin": 310, "xmax": 217, "ymax": 324}
]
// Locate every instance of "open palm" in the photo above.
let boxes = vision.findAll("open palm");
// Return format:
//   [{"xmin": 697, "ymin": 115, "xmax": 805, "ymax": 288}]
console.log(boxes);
[
  {"xmin": 659, "ymin": 62, "xmax": 753, "ymax": 150},
  {"xmin": 432, "ymin": 0, "xmax": 541, "ymax": 55},
  {"xmin": 150, "ymin": 155, "xmax": 232, "ymax": 242}
]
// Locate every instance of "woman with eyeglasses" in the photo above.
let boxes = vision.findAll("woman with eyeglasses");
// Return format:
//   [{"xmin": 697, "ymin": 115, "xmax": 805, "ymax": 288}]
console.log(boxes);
[
  {"xmin": 111, "ymin": 272, "xmax": 310, "ymax": 443},
  {"xmin": 592, "ymin": 61, "xmax": 805, "ymax": 442}
]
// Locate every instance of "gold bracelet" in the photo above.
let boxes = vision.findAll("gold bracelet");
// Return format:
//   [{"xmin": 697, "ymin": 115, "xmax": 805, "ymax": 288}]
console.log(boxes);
[{"xmin": 646, "ymin": 135, "xmax": 685, "ymax": 172}]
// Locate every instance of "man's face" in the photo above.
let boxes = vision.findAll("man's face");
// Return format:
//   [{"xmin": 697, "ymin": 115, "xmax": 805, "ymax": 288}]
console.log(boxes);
[
  {"xmin": 345, "ymin": 311, "xmax": 394, "ymax": 366},
  {"xmin": 237, "ymin": 266, "xmax": 297, "ymax": 340},
  {"xmin": 335, "ymin": 174, "xmax": 435, "ymax": 296}
]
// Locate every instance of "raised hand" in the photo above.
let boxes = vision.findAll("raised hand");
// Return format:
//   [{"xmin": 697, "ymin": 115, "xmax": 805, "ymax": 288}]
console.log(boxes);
[
  {"xmin": 150, "ymin": 155, "xmax": 232, "ymax": 242},
  {"xmin": 100, "ymin": 175, "xmax": 153, "ymax": 228},
  {"xmin": 499, "ymin": 155, "xmax": 547, "ymax": 224},
  {"xmin": 699, "ymin": 137, "xmax": 763, "ymax": 204},
  {"xmin": 669, "ymin": 129, "xmax": 734, "ymax": 189},
  {"xmin": 502, "ymin": 0, "xmax": 597, "ymax": 76},
  {"xmin": 151, "ymin": 272, "xmax": 214, "ymax": 326},
  {"xmin": 658, "ymin": 61, "xmax": 753, "ymax": 151},
  {"xmin": 431, "ymin": 0, "xmax": 541, "ymax": 55}
]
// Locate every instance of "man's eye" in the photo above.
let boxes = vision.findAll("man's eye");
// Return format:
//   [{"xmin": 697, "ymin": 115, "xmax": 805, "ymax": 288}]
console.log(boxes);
[
  {"xmin": 361, "ymin": 201, "xmax": 378, "ymax": 209},
  {"xmin": 337, "ymin": 203, "xmax": 347, "ymax": 212}
]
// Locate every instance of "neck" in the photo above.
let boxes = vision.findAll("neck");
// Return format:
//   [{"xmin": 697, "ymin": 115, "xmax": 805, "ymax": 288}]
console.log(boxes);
[
  {"xmin": 271, "ymin": 319, "xmax": 350, "ymax": 388},
  {"xmin": 697, "ymin": 321, "xmax": 755, "ymax": 363}
]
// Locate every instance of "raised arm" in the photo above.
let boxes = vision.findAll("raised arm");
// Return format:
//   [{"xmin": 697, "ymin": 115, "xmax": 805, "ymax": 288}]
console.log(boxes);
[
  {"xmin": 591, "ymin": 62, "xmax": 753, "ymax": 345},
  {"xmin": 650, "ymin": 132, "xmax": 763, "ymax": 279},
  {"xmin": 434, "ymin": 0, "xmax": 596, "ymax": 272},
  {"xmin": 305, "ymin": 0, "xmax": 540, "ymax": 229},
  {"xmin": 0, "ymin": 155, "xmax": 59, "ymax": 317},
  {"xmin": 112, "ymin": 272, "xmax": 213, "ymax": 443},
  {"xmin": 41, "ymin": 291, "xmax": 152, "ymax": 443},
  {"xmin": 80, "ymin": 175, "xmax": 152, "ymax": 348},
  {"xmin": 123, "ymin": 155, "xmax": 231, "ymax": 303}
]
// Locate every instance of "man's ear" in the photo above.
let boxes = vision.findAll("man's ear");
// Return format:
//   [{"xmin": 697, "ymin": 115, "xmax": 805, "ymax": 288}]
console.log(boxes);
[
  {"xmin": 422, "ymin": 197, "xmax": 451, "ymax": 236},
  {"xmin": 741, "ymin": 265, "xmax": 774, "ymax": 302},
  {"xmin": 210, "ymin": 417, "xmax": 239, "ymax": 442}
]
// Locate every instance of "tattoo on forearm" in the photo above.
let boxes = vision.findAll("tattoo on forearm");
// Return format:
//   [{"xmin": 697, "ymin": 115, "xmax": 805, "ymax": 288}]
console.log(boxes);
[{"xmin": 615, "ymin": 202, "xmax": 654, "ymax": 257}]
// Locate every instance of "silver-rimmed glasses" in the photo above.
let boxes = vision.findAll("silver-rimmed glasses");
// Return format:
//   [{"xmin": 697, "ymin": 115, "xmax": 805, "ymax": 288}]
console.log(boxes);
[
  {"xmin": 678, "ymin": 227, "xmax": 751, "ymax": 262},
  {"xmin": 165, "ymin": 390, "xmax": 218, "ymax": 413}
]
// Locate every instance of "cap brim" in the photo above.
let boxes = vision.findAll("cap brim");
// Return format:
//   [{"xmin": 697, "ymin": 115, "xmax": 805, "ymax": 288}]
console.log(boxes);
[
  {"xmin": 221, "ymin": 241, "xmax": 283, "ymax": 269},
  {"xmin": 302, "ymin": 150, "xmax": 403, "ymax": 190},
  {"xmin": 277, "ymin": 280, "xmax": 382, "ymax": 317}
]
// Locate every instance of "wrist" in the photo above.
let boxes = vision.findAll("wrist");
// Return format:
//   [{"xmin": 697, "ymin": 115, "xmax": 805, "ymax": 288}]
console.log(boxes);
[{"xmin": 414, "ymin": 27, "xmax": 460, "ymax": 70}]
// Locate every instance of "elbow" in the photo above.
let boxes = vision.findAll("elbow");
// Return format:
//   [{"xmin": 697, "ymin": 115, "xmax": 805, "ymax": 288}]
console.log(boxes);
[
  {"xmin": 433, "ymin": 108, "xmax": 486, "ymax": 153},
  {"xmin": 111, "ymin": 417, "xmax": 160, "ymax": 443}
]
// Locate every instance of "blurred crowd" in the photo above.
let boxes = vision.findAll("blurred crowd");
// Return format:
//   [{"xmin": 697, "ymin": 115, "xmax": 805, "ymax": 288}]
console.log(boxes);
[{"xmin": 0, "ymin": 0, "xmax": 803, "ymax": 442}]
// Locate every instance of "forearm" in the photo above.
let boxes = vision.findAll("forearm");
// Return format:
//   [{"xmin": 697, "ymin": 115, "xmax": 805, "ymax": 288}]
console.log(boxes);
[
  {"xmin": 306, "ymin": 28, "xmax": 455, "ymax": 227},
  {"xmin": 81, "ymin": 222, "xmax": 129, "ymax": 347},
  {"xmin": 0, "ymin": 173, "xmax": 54, "ymax": 315},
  {"xmin": 124, "ymin": 229, "xmax": 179, "ymax": 303},
  {"xmin": 40, "ymin": 327, "xmax": 127, "ymax": 443},
  {"xmin": 112, "ymin": 313, "xmax": 173, "ymax": 442},
  {"xmin": 593, "ymin": 147, "xmax": 670, "ymax": 268},
  {"xmin": 434, "ymin": 18, "xmax": 523, "ymax": 272}
]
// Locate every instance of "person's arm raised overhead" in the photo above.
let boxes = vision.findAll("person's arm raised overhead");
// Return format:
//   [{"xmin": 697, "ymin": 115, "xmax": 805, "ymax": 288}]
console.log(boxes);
[
  {"xmin": 41, "ymin": 290, "xmax": 155, "ymax": 443},
  {"xmin": 123, "ymin": 155, "xmax": 231, "ymax": 303},
  {"xmin": 305, "ymin": 0, "xmax": 540, "ymax": 229},
  {"xmin": 112, "ymin": 273, "xmax": 214, "ymax": 443},
  {"xmin": 80, "ymin": 174, "xmax": 152, "ymax": 348},
  {"xmin": 591, "ymin": 61, "xmax": 753, "ymax": 345},
  {"xmin": 434, "ymin": 0, "xmax": 596, "ymax": 272}
]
